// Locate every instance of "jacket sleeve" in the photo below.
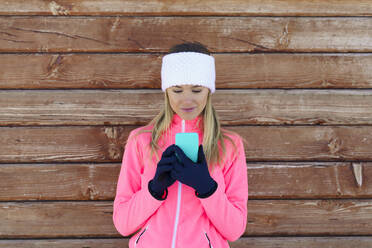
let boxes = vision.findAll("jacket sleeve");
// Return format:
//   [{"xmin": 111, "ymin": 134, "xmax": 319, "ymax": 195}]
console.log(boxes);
[
  {"xmin": 112, "ymin": 129, "xmax": 163, "ymax": 236},
  {"xmin": 199, "ymin": 135, "xmax": 248, "ymax": 241}
]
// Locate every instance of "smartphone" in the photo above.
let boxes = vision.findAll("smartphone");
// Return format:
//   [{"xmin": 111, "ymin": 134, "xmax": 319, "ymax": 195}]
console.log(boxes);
[{"xmin": 175, "ymin": 132, "xmax": 199, "ymax": 163}]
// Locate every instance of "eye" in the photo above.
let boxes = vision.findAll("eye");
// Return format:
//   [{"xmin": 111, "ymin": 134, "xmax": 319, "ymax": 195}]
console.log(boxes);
[{"xmin": 172, "ymin": 89, "xmax": 201, "ymax": 93}]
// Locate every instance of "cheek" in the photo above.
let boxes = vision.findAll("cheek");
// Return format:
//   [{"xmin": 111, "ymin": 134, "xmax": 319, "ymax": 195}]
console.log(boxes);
[
  {"xmin": 168, "ymin": 94, "xmax": 180, "ymax": 109},
  {"xmin": 198, "ymin": 94, "xmax": 208, "ymax": 107}
]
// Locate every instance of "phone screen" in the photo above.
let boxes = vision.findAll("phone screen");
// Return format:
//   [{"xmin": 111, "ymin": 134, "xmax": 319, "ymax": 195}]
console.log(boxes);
[{"xmin": 175, "ymin": 132, "xmax": 199, "ymax": 163}]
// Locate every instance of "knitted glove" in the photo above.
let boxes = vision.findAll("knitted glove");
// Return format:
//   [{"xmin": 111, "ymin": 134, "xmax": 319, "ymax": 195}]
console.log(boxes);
[
  {"xmin": 171, "ymin": 144, "xmax": 218, "ymax": 198},
  {"xmin": 148, "ymin": 144, "xmax": 178, "ymax": 200}
]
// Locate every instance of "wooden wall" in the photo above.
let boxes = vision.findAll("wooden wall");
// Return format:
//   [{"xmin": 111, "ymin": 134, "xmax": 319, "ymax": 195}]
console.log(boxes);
[{"xmin": 1, "ymin": 1, "xmax": 372, "ymax": 247}]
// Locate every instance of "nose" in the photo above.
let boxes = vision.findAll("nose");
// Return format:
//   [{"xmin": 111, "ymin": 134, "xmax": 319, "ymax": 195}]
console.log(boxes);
[
  {"xmin": 181, "ymin": 98, "xmax": 195, "ymax": 106},
  {"xmin": 180, "ymin": 92, "xmax": 195, "ymax": 101}
]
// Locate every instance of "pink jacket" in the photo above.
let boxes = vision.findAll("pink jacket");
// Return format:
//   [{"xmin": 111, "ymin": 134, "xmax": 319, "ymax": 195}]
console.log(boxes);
[{"xmin": 113, "ymin": 113, "xmax": 248, "ymax": 248}]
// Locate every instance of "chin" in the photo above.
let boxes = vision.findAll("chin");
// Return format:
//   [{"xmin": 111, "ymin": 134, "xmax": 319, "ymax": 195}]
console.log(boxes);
[{"xmin": 182, "ymin": 112, "xmax": 201, "ymax": 120}]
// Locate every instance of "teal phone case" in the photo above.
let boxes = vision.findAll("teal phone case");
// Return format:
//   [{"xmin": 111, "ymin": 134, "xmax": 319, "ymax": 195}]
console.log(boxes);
[{"xmin": 175, "ymin": 132, "xmax": 199, "ymax": 163}]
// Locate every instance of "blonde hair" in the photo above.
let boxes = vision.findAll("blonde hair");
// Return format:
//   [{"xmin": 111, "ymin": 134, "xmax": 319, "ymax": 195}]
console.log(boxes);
[{"xmin": 133, "ymin": 90, "xmax": 246, "ymax": 172}]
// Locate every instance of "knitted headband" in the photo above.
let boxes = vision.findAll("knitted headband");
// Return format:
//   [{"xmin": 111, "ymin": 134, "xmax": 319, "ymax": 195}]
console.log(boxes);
[{"xmin": 161, "ymin": 51, "xmax": 216, "ymax": 94}]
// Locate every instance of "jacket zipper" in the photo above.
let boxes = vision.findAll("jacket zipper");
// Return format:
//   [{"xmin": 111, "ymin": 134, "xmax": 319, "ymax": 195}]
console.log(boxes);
[
  {"xmin": 134, "ymin": 225, "xmax": 148, "ymax": 247},
  {"xmin": 171, "ymin": 181, "xmax": 182, "ymax": 248},
  {"xmin": 170, "ymin": 120, "xmax": 185, "ymax": 248},
  {"xmin": 204, "ymin": 232, "xmax": 213, "ymax": 248}
]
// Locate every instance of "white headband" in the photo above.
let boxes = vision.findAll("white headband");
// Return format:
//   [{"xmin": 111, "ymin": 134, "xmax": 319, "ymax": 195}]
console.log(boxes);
[{"xmin": 161, "ymin": 51, "xmax": 216, "ymax": 94}]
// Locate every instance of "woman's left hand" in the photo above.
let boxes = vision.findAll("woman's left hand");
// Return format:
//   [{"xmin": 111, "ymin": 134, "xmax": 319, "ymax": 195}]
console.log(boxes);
[{"xmin": 171, "ymin": 144, "xmax": 218, "ymax": 198}]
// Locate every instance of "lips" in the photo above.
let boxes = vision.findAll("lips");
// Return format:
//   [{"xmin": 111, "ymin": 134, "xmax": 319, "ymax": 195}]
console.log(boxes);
[{"xmin": 182, "ymin": 107, "xmax": 195, "ymax": 112}]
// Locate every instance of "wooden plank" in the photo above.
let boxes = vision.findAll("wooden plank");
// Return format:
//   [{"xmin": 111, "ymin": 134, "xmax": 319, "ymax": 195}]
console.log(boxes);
[
  {"xmin": 1, "ymin": 17, "xmax": 371, "ymax": 52},
  {"xmin": 1, "ymin": 237, "xmax": 372, "ymax": 248},
  {"xmin": 236, "ymin": 125, "xmax": 372, "ymax": 161},
  {"xmin": 0, "ymin": 126, "xmax": 131, "ymax": 163},
  {"xmin": 230, "ymin": 237, "xmax": 372, "ymax": 248},
  {"xmin": 1, "ymin": 89, "xmax": 372, "ymax": 126},
  {"xmin": 0, "ymin": 163, "xmax": 120, "ymax": 201},
  {"xmin": 1, "ymin": 125, "xmax": 372, "ymax": 163},
  {"xmin": 1, "ymin": 53, "xmax": 372, "ymax": 89},
  {"xmin": 248, "ymin": 162, "xmax": 372, "ymax": 199},
  {"xmin": 1, "ymin": 200, "xmax": 372, "ymax": 237},
  {"xmin": 0, "ymin": 202, "xmax": 117, "ymax": 238},
  {"xmin": 0, "ymin": 0, "xmax": 372, "ymax": 16},
  {"xmin": 247, "ymin": 199, "xmax": 372, "ymax": 236},
  {"xmin": 1, "ymin": 162, "xmax": 371, "ymax": 201},
  {"xmin": 0, "ymin": 239, "xmax": 129, "ymax": 248}
]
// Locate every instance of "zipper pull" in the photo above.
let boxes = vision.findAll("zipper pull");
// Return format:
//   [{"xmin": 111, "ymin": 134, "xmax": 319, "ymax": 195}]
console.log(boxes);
[{"xmin": 182, "ymin": 119, "xmax": 185, "ymax": 133}]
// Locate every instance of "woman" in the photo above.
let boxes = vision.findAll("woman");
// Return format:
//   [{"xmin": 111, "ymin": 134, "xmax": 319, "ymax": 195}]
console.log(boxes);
[{"xmin": 113, "ymin": 42, "xmax": 248, "ymax": 248}]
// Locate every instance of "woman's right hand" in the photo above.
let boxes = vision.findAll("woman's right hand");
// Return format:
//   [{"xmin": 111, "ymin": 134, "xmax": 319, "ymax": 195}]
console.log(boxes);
[{"xmin": 148, "ymin": 144, "xmax": 178, "ymax": 200}]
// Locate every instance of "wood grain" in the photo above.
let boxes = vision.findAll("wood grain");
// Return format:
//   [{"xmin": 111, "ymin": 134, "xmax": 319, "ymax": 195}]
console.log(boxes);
[
  {"xmin": 1, "ymin": 89, "xmax": 372, "ymax": 126},
  {"xmin": 1, "ymin": 53, "xmax": 372, "ymax": 89},
  {"xmin": 0, "ymin": 162, "xmax": 371, "ymax": 201},
  {"xmin": 236, "ymin": 125, "xmax": 372, "ymax": 161},
  {"xmin": 0, "ymin": 202, "xmax": 116, "ymax": 238},
  {"xmin": 0, "ymin": 239, "xmax": 129, "ymax": 248},
  {"xmin": 230, "ymin": 237, "xmax": 372, "ymax": 248},
  {"xmin": 248, "ymin": 162, "xmax": 372, "ymax": 199},
  {"xmin": 0, "ymin": 163, "xmax": 120, "ymax": 201},
  {"xmin": 1, "ymin": 200, "xmax": 372, "ymax": 238},
  {"xmin": 0, "ymin": 126, "xmax": 131, "ymax": 163},
  {"xmin": 1, "ymin": 17, "xmax": 371, "ymax": 52},
  {"xmin": 1, "ymin": 237, "xmax": 372, "ymax": 248},
  {"xmin": 0, "ymin": 0, "xmax": 372, "ymax": 16},
  {"xmin": 1, "ymin": 0, "xmax": 371, "ymax": 246},
  {"xmin": 247, "ymin": 199, "xmax": 372, "ymax": 236},
  {"xmin": 1, "ymin": 125, "xmax": 372, "ymax": 163}
]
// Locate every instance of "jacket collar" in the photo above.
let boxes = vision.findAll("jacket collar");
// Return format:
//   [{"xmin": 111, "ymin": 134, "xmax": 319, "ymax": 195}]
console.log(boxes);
[{"xmin": 170, "ymin": 112, "xmax": 204, "ymax": 132}]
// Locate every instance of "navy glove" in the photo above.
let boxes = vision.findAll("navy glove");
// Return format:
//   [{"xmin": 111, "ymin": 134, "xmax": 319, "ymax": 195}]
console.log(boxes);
[
  {"xmin": 148, "ymin": 144, "xmax": 178, "ymax": 200},
  {"xmin": 171, "ymin": 144, "xmax": 218, "ymax": 198}
]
